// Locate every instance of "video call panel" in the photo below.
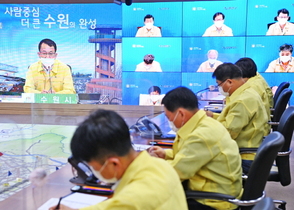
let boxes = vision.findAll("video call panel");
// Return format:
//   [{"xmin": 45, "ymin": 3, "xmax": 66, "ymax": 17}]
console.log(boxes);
[
  {"xmin": 122, "ymin": 72, "xmax": 182, "ymax": 105},
  {"xmin": 122, "ymin": 2, "xmax": 182, "ymax": 37},
  {"xmin": 247, "ymin": 0, "xmax": 294, "ymax": 36},
  {"xmin": 182, "ymin": 0, "xmax": 247, "ymax": 37},
  {"xmin": 182, "ymin": 37, "xmax": 246, "ymax": 72},
  {"xmin": 245, "ymin": 36, "xmax": 294, "ymax": 72},
  {"xmin": 122, "ymin": 37, "xmax": 182, "ymax": 72}
]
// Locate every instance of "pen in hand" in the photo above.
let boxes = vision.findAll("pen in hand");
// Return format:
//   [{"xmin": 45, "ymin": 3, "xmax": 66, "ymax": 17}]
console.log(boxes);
[{"xmin": 55, "ymin": 197, "xmax": 63, "ymax": 210}]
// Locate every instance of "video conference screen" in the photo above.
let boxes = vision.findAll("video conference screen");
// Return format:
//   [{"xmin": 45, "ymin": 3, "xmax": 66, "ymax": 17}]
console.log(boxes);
[{"xmin": 1, "ymin": 0, "xmax": 294, "ymax": 105}]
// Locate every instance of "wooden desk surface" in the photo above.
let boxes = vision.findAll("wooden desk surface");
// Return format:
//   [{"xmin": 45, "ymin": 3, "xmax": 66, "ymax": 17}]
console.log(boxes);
[{"xmin": 0, "ymin": 103, "xmax": 163, "ymax": 125}]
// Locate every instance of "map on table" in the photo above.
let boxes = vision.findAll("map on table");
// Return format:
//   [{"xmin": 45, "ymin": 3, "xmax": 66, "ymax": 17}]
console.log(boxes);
[{"xmin": 0, "ymin": 123, "xmax": 77, "ymax": 201}]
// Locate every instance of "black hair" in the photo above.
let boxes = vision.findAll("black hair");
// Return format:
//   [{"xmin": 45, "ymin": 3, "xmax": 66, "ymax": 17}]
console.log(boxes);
[
  {"xmin": 161, "ymin": 86, "xmax": 198, "ymax": 112},
  {"xmin": 70, "ymin": 109, "xmax": 132, "ymax": 163},
  {"xmin": 279, "ymin": 44, "xmax": 293, "ymax": 53},
  {"xmin": 38, "ymin": 38, "xmax": 57, "ymax": 52},
  {"xmin": 275, "ymin": 9, "xmax": 291, "ymax": 21},
  {"xmin": 212, "ymin": 63, "xmax": 243, "ymax": 82},
  {"xmin": 148, "ymin": 86, "xmax": 161, "ymax": 94},
  {"xmin": 235, "ymin": 57, "xmax": 257, "ymax": 78},
  {"xmin": 144, "ymin": 14, "xmax": 154, "ymax": 22},
  {"xmin": 213, "ymin": 12, "xmax": 225, "ymax": 20},
  {"xmin": 143, "ymin": 54, "xmax": 155, "ymax": 64}
]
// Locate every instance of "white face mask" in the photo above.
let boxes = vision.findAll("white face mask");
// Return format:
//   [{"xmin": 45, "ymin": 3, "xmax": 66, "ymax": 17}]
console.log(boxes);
[
  {"xmin": 168, "ymin": 111, "xmax": 180, "ymax": 133},
  {"xmin": 90, "ymin": 161, "xmax": 118, "ymax": 184},
  {"xmin": 280, "ymin": 55, "xmax": 291, "ymax": 63},
  {"xmin": 145, "ymin": 23, "xmax": 153, "ymax": 29},
  {"xmin": 218, "ymin": 86, "xmax": 230, "ymax": 97},
  {"xmin": 214, "ymin": 20, "xmax": 224, "ymax": 28},
  {"xmin": 278, "ymin": 17, "xmax": 288, "ymax": 25},
  {"xmin": 208, "ymin": 59, "xmax": 216, "ymax": 64},
  {"xmin": 40, "ymin": 58, "xmax": 55, "ymax": 69}
]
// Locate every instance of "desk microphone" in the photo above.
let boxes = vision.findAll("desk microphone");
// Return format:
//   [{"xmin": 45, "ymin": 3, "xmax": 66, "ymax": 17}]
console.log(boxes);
[{"xmin": 195, "ymin": 85, "xmax": 216, "ymax": 99}]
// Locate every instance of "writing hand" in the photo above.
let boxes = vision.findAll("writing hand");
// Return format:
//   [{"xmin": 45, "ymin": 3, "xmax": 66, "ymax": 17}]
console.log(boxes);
[{"xmin": 49, "ymin": 204, "xmax": 77, "ymax": 210}]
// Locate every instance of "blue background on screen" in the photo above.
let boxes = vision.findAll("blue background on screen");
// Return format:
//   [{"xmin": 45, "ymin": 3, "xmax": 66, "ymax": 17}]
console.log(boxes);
[
  {"xmin": 182, "ymin": 37, "xmax": 246, "ymax": 72},
  {"xmin": 122, "ymin": 37, "xmax": 182, "ymax": 72},
  {"xmin": 183, "ymin": 0, "xmax": 247, "ymax": 37},
  {"xmin": 0, "ymin": 4, "xmax": 122, "ymax": 78},
  {"xmin": 247, "ymin": 0, "xmax": 294, "ymax": 36},
  {"xmin": 122, "ymin": 72, "xmax": 181, "ymax": 105},
  {"xmin": 122, "ymin": 2, "xmax": 182, "ymax": 37},
  {"xmin": 245, "ymin": 36, "xmax": 294, "ymax": 72},
  {"xmin": 182, "ymin": 73, "xmax": 216, "ymax": 93}
]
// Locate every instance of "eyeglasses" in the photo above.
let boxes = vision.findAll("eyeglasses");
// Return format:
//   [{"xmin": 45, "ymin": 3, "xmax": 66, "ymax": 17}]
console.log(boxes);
[
  {"xmin": 39, "ymin": 52, "xmax": 56, "ymax": 57},
  {"xmin": 217, "ymin": 80, "xmax": 227, "ymax": 87}
]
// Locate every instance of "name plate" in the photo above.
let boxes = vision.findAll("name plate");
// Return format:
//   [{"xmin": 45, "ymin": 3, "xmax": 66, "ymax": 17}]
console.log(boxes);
[{"xmin": 22, "ymin": 93, "xmax": 78, "ymax": 104}]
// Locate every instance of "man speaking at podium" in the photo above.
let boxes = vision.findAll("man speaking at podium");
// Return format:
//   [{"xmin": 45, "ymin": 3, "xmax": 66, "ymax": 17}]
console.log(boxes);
[{"xmin": 24, "ymin": 38, "xmax": 75, "ymax": 94}]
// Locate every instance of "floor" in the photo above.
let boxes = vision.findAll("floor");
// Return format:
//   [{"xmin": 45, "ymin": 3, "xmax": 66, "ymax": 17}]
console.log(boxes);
[{"xmin": 264, "ymin": 134, "xmax": 294, "ymax": 210}]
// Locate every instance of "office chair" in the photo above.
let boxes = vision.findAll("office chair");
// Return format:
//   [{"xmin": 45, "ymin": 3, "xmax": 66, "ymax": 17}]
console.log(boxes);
[
  {"xmin": 252, "ymin": 197, "xmax": 275, "ymax": 210},
  {"xmin": 185, "ymin": 131, "xmax": 284, "ymax": 210},
  {"xmin": 267, "ymin": 106, "xmax": 294, "ymax": 210},
  {"xmin": 273, "ymin": 82, "xmax": 290, "ymax": 107},
  {"xmin": 269, "ymin": 88, "xmax": 292, "ymax": 131}
]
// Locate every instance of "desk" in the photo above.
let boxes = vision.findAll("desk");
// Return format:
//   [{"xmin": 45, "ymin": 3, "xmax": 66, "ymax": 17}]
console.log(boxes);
[
  {"xmin": 0, "ymin": 164, "xmax": 77, "ymax": 209},
  {"xmin": 0, "ymin": 110, "xmax": 169, "ymax": 209}
]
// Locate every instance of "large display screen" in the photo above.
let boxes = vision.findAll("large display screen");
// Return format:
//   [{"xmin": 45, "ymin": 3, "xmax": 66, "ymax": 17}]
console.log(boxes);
[{"xmin": 1, "ymin": 1, "xmax": 294, "ymax": 105}]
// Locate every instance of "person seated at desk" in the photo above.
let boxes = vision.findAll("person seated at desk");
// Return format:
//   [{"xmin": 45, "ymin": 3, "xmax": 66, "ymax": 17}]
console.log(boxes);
[
  {"xmin": 202, "ymin": 12, "xmax": 233, "ymax": 37},
  {"xmin": 140, "ymin": 86, "xmax": 163, "ymax": 105},
  {"xmin": 24, "ymin": 38, "xmax": 76, "ymax": 94},
  {"xmin": 197, "ymin": 49, "xmax": 223, "ymax": 72},
  {"xmin": 49, "ymin": 109, "xmax": 188, "ymax": 210},
  {"xmin": 148, "ymin": 87, "xmax": 242, "ymax": 210},
  {"xmin": 206, "ymin": 63, "xmax": 269, "ymax": 174},
  {"xmin": 135, "ymin": 14, "xmax": 162, "ymax": 37},
  {"xmin": 266, "ymin": 8, "xmax": 294, "ymax": 36},
  {"xmin": 135, "ymin": 54, "xmax": 162, "ymax": 72},
  {"xmin": 265, "ymin": 43, "xmax": 294, "ymax": 72},
  {"xmin": 235, "ymin": 57, "xmax": 273, "ymax": 121}
]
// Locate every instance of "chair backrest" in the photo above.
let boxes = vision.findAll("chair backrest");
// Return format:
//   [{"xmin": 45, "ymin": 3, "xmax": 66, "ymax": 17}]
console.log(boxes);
[
  {"xmin": 274, "ymin": 106, "xmax": 294, "ymax": 186},
  {"xmin": 273, "ymin": 82, "xmax": 290, "ymax": 107},
  {"xmin": 241, "ymin": 132, "xmax": 284, "ymax": 202},
  {"xmin": 272, "ymin": 88, "xmax": 293, "ymax": 131}
]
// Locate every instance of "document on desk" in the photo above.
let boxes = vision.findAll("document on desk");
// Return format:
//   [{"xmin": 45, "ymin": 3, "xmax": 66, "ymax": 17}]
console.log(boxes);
[{"xmin": 38, "ymin": 192, "xmax": 107, "ymax": 210}]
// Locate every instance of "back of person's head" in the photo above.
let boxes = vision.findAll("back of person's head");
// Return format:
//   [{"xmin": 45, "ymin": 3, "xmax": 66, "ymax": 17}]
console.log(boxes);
[
  {"xmin": 70, "ymin": 109, "xmax": 132, "ymax": 162},
  {"xmin": 213, "ymin": 12, "xmax": 225, "ymax": 20},
  {"xmin": 235, "ymin": 57, "xmax": 257, "ymax": 78},
  {"xmin": 213, "ymin": 63, "xmax": 243, "ymax": 81},
  {"xmin": 143, "ymin": 54, "xmax": 155, "ymax": 64},
  {"xmin": 38, "ymin": 38, "xmax": 57, "ymax": 52},
  {"xmin": 148, "ymin": 86, "xmax": 161, "ymax": 94},
  {"xmin": 162, "ymin": 86, "xmax": 198, "ymax": 112},
  {"xmin": 144, "ymin": 14, "xmax": 154, "ymax": 21},
  {"xmin": 279, "ymin": 44, "xmax": 293, "ymax": 53}
]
